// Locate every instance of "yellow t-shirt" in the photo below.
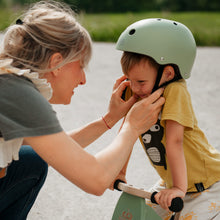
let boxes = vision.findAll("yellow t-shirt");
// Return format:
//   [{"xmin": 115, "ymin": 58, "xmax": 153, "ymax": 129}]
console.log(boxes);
[{"xmin": 124, "ymin": 79, "xmax": 220, "ymax": 192}]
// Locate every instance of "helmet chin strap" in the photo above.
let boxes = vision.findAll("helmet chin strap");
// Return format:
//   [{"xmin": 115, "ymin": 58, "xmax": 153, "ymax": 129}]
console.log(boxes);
[{"xmin": 152, "ymin": 65, "xmax": 165, "ymax": 93}]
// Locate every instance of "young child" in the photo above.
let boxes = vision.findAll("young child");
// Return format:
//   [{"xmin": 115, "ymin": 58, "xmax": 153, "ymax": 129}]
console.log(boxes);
[{"xmin": 115, "ymin": 18, "xmax": 220, "ymax": 219}]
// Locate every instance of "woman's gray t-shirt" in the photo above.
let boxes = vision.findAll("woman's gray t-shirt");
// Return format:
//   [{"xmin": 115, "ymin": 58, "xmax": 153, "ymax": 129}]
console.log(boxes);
[{"xmin": 0, "ymin": 74, "xmax": 63, "ymax": 140}]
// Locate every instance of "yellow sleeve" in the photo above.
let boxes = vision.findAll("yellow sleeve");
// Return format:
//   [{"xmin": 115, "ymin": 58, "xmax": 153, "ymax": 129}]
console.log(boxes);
[{"xmin": 161, "ymin": 81, "xmax": 195, "ymax": 130}]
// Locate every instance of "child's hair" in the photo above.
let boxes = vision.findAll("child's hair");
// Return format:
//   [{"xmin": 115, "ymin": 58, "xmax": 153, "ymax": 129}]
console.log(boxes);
[
  {"xmin": 121, "ymin": 51, "xmax": 160, "ymax": 75},
  {"xmin": 121, "ymin": 51, "xmax": 182, "ymax": 81},
  {"xmin": 0, "ymin": 0, "xmax": 92, "ymax": 74}
]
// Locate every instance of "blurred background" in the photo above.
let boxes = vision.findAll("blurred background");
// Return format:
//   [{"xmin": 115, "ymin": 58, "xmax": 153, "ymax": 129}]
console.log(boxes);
[
  {"xmin": 0, "ymin": 0, "xmax": 220, "ymax": 46},
  {"xmin": 1, "ymin": 0, "xmax": 220, "ymax": 12}
]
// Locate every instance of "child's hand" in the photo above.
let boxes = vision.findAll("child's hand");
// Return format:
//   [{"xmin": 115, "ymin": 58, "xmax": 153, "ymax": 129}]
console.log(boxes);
[{"xmin": 154, "ymin": 187, "xmax": 185, "ymax": 211}]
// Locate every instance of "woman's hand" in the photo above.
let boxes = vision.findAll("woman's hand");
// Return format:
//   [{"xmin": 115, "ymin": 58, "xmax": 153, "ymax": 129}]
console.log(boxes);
[
  {"xmin": 103, "ymin": 75, "xmax": 137, "ymax": 128},
  {"xmin": 123, "ymin": 88, "xmax": 165, "ymax": 137},
  {"xmin": 155, "ymin": 187, "xmax": 185, "ymax": 211}
]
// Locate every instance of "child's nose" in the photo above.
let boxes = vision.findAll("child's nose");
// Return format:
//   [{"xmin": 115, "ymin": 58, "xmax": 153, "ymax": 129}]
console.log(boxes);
[{"xmin": 131, "ymin": 82, "xmax": 140, "ymax": 93}]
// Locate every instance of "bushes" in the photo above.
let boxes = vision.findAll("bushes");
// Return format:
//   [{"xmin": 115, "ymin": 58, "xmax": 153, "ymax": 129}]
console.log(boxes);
[
  {"xmin": 78, "ymin": 12, "xmax": 220, "ymax": 46},
  {"xmin": 0, "ymin": 1, "xmax": 219, "ymax": 46},
  {"xmin": 1, "ymin": 0, "xmax": 220, "ymax": 12},
  {"xmin": 65, "ymin": 0, "xmax": 220, "ymax": 12}
]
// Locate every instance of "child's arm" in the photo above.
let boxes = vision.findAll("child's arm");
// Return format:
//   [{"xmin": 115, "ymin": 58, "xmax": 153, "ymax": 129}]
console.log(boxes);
[{"xmin": 155, "ymin": 119, "xmax": 187, "ymax": 211}]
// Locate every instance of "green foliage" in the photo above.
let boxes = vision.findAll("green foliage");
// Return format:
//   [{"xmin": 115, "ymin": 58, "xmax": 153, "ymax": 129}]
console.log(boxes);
[
  {"xmin": 0, "ymin": 0, "xmax": 220, "ymax": 12},
  {"xmin": 158, "ymin": 0, "xmax": 220, "ymax": 11},
  {"xmin": 0, "ymin": 8, "xmax": 21, "ymax": 31},
  {"xmin": 79, "ymin": 12, "xmax": 220, "ymax": 46},
  {"xmin": 0, "ymin": 5, "xmax": 219, "ymax": 46},
  {"xmin": 64, "ymin": 0, "xmax": 220, "ymax": 12}
]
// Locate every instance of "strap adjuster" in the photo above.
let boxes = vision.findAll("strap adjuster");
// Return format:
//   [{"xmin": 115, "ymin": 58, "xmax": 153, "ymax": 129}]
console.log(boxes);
[{"xmin": 195, "ymin": 182, "xmax": 205, "ymax": 192}]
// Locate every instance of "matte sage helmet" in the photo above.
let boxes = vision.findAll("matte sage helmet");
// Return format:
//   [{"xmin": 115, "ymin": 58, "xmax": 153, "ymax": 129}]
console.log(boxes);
[{"xmin": 116, "ymin": 18, "xmax": 196, "ymax": 79}]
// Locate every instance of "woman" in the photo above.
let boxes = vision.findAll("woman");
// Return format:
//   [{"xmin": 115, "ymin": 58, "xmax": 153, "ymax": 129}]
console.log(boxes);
[{"xmin": 0, "ymin": 1, "xmax": 165, "ymax": 219}]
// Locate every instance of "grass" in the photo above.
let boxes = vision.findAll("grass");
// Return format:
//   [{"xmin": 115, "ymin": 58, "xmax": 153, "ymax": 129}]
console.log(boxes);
[
  {"xmin": 0, "ymin": 7, "xmax": 23, "ymax": 31},
  {"xmin": 1, "ymin": 9, "xmax": 220, "ymax": 46},
  {"xmin": 79, "ymin": 11, "xmax": 220, "ymax": 46}
]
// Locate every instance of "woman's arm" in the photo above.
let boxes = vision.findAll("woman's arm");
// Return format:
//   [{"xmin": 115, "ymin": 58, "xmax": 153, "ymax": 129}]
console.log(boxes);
[
  {"xmin": 155, "ymin": 120, "xmax": 187, "ymax": 210},
  {"xmin": 25, "ymin": 129, "xmax": 137, "ymax": 196},
  {"xmin": 24, "ymin": 88, "xmax": 165, "ymax": 196},
  {"xmin": 68, "ymin": 76, "xmax": 137, "ymax": 148},
  {"xmin": 67, "ymin": 117, "xmax": 111, "ymax": 148}
]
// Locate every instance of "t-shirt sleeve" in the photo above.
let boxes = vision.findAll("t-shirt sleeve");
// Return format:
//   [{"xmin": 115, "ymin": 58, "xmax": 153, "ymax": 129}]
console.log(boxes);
[
  {"xmin": 0, "ymin": 75, "xmax": 63, "ymax": 141},
  {"xmin": 161, "ymin": 82, "xmax": 195, "ymax": 130}
]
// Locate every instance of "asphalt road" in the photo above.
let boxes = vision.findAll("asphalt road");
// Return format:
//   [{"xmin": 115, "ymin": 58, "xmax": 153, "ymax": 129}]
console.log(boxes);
[{"xmin": 30, "ymin": 43, "xmax": 220, "ymax": 220}]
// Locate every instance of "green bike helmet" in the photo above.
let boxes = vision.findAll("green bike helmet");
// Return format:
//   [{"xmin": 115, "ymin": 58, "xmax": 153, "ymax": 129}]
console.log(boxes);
[{"xmin": 116, "ymin": 18, "xmax": 196, "ymax": 79}]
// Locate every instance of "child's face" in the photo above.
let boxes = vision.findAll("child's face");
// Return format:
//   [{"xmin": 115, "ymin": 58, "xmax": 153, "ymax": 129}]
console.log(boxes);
[{"xmin": 126, "ymin": 59, "xmax": 158, "ymax": 99}]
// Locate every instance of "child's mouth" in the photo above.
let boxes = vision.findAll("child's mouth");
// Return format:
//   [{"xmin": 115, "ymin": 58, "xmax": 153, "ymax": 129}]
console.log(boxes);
[{"xmin": 135, "ymin": 94, "xmax": 148, "ymax": 99}]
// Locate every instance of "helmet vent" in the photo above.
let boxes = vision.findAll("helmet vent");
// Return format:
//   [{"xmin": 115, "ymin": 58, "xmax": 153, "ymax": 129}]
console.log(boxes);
[
  {"xmin": 173, "ymin": 22, "xmax": 178, "ymax": 25},
  {"xmin": 129, "ymin": 29, "xmax": 136, "ymax": 35}
]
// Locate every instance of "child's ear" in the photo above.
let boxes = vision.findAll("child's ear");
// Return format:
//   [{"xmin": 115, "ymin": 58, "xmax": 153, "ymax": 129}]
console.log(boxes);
[{"xmin": 163, "ymin": 65, "xmax": 175, "ymax": 81}]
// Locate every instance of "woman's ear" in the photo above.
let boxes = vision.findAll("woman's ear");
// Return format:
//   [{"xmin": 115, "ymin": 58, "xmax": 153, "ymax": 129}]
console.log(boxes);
[{"xmin": 49, "ymin": 53, "xmax": 63, "ymax": 76}]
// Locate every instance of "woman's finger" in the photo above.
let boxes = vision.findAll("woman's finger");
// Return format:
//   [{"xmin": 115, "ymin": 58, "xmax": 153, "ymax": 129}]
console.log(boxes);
[
  {"xmin": 152, "ymin": 96, "xmax": 165, "ymax": 110},
  {"xmin": 144, "ymin": 88, "xmax": 164, "ymax": 104},
  {"xmin": 114, "ymin": 80, "xmax": 130, "ymax": 97},
  {"xmin": 113, "ymin": 75, "xmax": 128, "ymax": 91}
]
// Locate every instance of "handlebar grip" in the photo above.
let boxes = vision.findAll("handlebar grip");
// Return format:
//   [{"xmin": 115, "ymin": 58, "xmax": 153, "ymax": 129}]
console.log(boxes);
[
  {"xmin": 151, "ymin": 192, "xmax": 184, "ymax": 212},
  {"xmin": 113, "ymin": 179, "xmax": 125, "ymax": 191}
]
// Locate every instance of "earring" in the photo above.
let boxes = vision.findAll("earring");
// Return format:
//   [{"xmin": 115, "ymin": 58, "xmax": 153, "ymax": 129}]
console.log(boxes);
[{"xmin": 53, "ymin": 68, "xmax": 60, "ymax": 76}]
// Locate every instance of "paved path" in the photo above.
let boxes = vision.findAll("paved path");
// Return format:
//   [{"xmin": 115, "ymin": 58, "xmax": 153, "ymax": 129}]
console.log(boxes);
[
  {"xmin": 29, "ymin": 43, "xmax": 220, "ymax": 220},
  {"xmin": 0, "ymin": 34, "xmax": 219, "ymax": 219}
]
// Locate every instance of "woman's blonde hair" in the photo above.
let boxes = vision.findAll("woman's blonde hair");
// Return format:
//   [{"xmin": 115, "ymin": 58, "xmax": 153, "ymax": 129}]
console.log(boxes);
[{"xmin": 0, "ymin": 0, "xmax": 92, "ymax": 74}]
